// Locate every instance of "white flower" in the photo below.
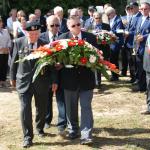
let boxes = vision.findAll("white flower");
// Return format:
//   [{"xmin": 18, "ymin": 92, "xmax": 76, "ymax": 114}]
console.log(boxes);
[
  {"xmin": 89, "ymin": 55, "xmax": 97, "ymax": 63},
  {"xmin": 59, "ymin": 40, "xmax": 68, "ymax": 49}
]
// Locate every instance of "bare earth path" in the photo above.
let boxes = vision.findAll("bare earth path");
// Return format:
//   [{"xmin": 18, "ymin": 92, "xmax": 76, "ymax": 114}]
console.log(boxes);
[{"xmin": 0, "ymin": 76, "xmax": 150, "ymax": 150}]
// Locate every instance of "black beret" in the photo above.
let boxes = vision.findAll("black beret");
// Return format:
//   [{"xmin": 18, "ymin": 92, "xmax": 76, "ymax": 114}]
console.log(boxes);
[
  {"xmin": 26, "ymin": 21, "xmax": 41, "ymax": 31},
  {"xmin": 129, "ymin": 2, "xmax": 139, "ymax": 7}
]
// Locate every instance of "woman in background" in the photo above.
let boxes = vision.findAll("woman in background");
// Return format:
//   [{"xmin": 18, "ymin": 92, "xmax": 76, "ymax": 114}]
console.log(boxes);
[{"xmin": 0, "ymin": 17, "xmax": 11, "ymax": 87}]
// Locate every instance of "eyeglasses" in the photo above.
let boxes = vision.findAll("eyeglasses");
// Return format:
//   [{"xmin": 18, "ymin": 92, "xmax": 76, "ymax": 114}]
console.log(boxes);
[
  {"xmin": 50, "ymin": 24, "xmax": 60, "ymax": 27},
  {"xmin": 71, "ymin": 23, "xmax": 81, "ymax": 28},
  {"xmin": 140, "ymin": 8, "xmax": 149, "ymax": 11}
]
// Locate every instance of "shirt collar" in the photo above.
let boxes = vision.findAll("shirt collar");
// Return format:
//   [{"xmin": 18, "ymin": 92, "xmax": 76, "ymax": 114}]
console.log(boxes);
[{"xmin": 72, "ymin": 32, "xmax": 82, "ymax": 39}]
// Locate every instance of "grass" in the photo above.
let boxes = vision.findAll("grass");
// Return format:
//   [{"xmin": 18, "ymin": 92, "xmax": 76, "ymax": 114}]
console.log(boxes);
[{"xmin": 0, "ymin": 76, "xmax": 150, "ymax": 150}]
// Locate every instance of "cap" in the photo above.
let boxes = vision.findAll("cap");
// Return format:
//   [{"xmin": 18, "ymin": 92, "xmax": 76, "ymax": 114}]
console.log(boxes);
[
  {"xmin": 26, "ymin": 21, "xmax": 41, "ymax": 31},
  {"xmin": 88, "ymin": 6, "xmax": 95, "ymax": 12},
  {"xmin": 126, "ymin": 4, "xmax": 131, "ymax": 10},
  {"xmin": 129, "ymin": 2, "xmax": 139, "ymax": 7}
]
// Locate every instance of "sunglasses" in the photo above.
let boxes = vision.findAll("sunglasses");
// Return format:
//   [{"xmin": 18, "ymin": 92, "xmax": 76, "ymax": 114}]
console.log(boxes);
[
  {"xmin": 50, "ymin": 24, "xmax": 60, "ymax": 27},
  {"xmin": 95, "ymin": 17, "xmax": 100, "ymax": 19},
  {"xmin": 71, "ymin": 23, "xmax": 81, "ymax": 28}
]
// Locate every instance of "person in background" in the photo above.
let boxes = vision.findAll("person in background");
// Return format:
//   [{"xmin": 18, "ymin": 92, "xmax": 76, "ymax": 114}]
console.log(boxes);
[
  {"xmin": 84, "ymin": 6, "xmax": 96, "ymax": 30},
  {"xmin": 53, "ymin": 6, "xmax": 69, "ymax": 33},
  {"xmin": 10, "ymin": 21, "xmax": 58, "ymax": 148},
  {"xmin": 7, "ymin": 8, "xmax": 17, "ymax": 38},
  {"xmin": 133, "ymin": 2, "xmax": 150, "ymax": 92},
  {"xmin": 0, "ymin": 16, "xmax": 11, "ymax": 88},
  {"xmin": 143, "ymin": 34, "xmax": 150, "ymax": 115},
  {"xmin": 13, "ymin": 16, "xmax": 27, "ymax": 38},
  {"xmin": 122, "ymin": 2, "xmax": 141, "ymax": 80},
  {"xmin": 34, "ymin": 8, "xmax": 47, "ymax": 33},
  {"xmin": 105, "ymin": 6, "xmax": 124, "ymax": 81},
  {"xmin": 40, "ymin": 15, "xmax": 67, "ymax": 135},
  {"xmin": 28, "ymin": 14, "xmax": 37, "ymax": 23}
]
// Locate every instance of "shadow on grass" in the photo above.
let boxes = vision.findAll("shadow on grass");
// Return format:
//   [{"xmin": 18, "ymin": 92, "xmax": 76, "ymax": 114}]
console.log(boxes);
[
  {"xmin": 0, "ymin": 87, "xmax": 16, "ymax": 93},
  {"xmin": 93, "ymin": 127, "xmax": 150, "ymax": 136}
]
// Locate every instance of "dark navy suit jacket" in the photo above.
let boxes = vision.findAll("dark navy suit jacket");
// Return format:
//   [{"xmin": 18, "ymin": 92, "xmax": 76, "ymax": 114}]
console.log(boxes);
[{"xmin": 136, "ymin": 16, "xmax": 150, "ymax": 56}]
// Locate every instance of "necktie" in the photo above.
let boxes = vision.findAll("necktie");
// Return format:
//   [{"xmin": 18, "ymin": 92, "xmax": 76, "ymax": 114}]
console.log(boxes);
[
  {"xmin": 75, "ymin": 36, "xmax": 78, "ymax": 40},
  {"xmin": 52, "ymin": 35, "xmax": 56, "ymax": 41},
  {"xmin": 29, "ymin": 43, "xmax": 34, "ymax": 49}
]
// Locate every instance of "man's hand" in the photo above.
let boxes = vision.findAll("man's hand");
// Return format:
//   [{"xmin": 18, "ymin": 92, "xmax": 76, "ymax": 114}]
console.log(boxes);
[
  {"xmin": 10, "ymin": 80, "xmax": 16, "ymax": 87},
  {"xmin": 55, "ymin": 63, "xmax": 63, "ymax": 70},
  {"xmin": 52, "ymin": 83, "xmax": 58, "ymax": 93},
  {"xmin": 136, "ymin": 34, "xmax": 144, "ymax": 43}
]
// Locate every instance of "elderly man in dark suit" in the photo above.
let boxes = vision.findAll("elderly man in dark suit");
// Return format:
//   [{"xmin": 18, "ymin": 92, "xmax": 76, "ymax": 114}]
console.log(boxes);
[
  {"xmin": 9, "ymin": 22, "xmax": 58, "ymax": 148},
  {"xmin": 53, "ymin": 6, "xmax": 69, "ymax": 33},
  {"xmin": 143, "ymin": 34, "xmax": 150, "ymax": 114},
  {"xmin": 58, "ymin": 16, "xmax": 98, "ymax": 145},
  {"xmin": 122, "ymin": 2, "xmax": 141, "ymax": 81},
  {"xmin": 40, "ymin": 15, "xmax": 67, "ymax": 134},
  {"xmin": 133, "ymin": 2, "xmax": 150, "ymax": 92},
  {"xmin": 105, "ymin": 7, "xmax": 124, "ymax": 81}
]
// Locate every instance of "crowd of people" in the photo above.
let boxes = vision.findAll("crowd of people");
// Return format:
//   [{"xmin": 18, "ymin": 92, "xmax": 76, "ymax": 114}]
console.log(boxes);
[{"xmin": 0, "ymin": 1, "xmax": 150, "ymax": 148}]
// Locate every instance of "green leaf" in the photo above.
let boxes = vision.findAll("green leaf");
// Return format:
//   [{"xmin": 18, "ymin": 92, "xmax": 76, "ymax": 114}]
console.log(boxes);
[{"xmin": 32, "ymin": 62, "xmax": 49, "ymax": 82}]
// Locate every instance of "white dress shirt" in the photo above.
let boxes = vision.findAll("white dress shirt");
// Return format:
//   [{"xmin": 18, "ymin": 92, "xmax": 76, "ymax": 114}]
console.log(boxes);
[{"xmin": 0, "ymin": 29, "xmax": 11, "ymax": 54}]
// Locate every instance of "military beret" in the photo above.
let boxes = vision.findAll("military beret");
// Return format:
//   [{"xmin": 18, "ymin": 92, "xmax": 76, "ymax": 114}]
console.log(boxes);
[{"xmin": 26, "ymin": 21, "xmax": 41, "ymax": 31}]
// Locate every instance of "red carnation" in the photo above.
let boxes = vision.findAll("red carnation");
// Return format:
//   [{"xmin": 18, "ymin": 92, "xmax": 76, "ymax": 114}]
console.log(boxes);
[
  {"xmin": 68, "ymin": 41, "xmax": 76, "ymax": 47},
  {"xmin": 78, "ymin": 39, "xmax": 85, "ymax": 46},
  {"xmin": 55, "ymin": 45, "xmax": 63, "ymax": 51},
  {"xmin": 80, "ymin": 57, "xmax": 87, "ymax": 64},
  {"xmin": 101, "ymin": 40, "xmax": 107, "ymax": 45},
  {"xmin": 47, "ymin": 50, "xmax": 52, "ymax": 55}
]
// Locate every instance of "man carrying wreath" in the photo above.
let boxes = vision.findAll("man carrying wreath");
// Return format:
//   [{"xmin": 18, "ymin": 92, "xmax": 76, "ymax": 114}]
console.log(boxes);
[
  {"xmin": 58, "ymin": 15, "xmax": 99, "ymax": 145},
  {"xmin": 9, "ymin": 21, "xmax": 58, "ymax": 148}
]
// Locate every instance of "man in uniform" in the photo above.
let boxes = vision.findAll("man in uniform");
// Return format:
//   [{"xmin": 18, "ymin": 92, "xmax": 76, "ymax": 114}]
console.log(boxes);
[{"xmin": 10, "ymin": 21, "xmax": 58, "ymax": 148}]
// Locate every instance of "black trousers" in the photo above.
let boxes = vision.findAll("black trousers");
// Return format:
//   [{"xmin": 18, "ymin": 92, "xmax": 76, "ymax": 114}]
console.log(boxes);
[
  {"xmin": 110, "ymin": 50, "xmax": 120, "ymax": 79},
  {"xmin": 121, "ymin": 45, "xmax": 136, "ymax": 79},
  {"xmin": 18, "ymin": 83, "xmax": 48, "ymax": 141},
  {"xmin": 0, "ymin": 54, "xmax": 8, "ymax": 81},
  {"xmin": 136, "ymin": 54, "xmax": 146, "ymax": 91}
]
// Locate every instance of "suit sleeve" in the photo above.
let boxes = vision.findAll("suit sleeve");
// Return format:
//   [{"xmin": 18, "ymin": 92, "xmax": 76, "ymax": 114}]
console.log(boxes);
[{"xmin": 9, "ymin": 39, "xmax": 19, "ymax": 80}]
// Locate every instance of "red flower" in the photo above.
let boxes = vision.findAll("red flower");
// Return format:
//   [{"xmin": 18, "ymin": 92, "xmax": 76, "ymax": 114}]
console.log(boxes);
[
  {"xmin": 78, "ymin": 39, "xmax": 85, "ymax": 46},
  {"xmin": 51, "ymin": 41, "xmax": 59, "ymax": 47},
  {"xmin": 55, "ymin": 45, "xmax": 63, "ymax": 51},
  {"xmin": 68, "ymin": 41, "xmax": 76, "ymax": 47},
  {"xmin": 101, "ymin": 40, "xmax": 107, "ymax": 45},
  {"xmin": 46, "ymin": 50, "xmax": 52, "ymax": 55},
  {"xmin": 80, "ymin": 57, "xmax": 87, "ymax": 64}
]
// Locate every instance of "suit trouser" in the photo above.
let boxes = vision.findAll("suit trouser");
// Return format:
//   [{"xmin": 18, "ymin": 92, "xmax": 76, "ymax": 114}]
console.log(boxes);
[
  {"xmin": 136, "ymin": 55, "xmax": 146, "ymax": 91},
  {"xmin": 110, "ymin": 49, "xmax": 120, "ymax": 79},
  {"xmin": 64, "ymin": 89, "xmax": 93, "ymax": 139},
  {"xmin": 18, "ymin": 83, "xmax": 48, "ymax": 141},
  {"xmin": 146, "ymin": 72, "xmax": 150, "ymax": 111},
  {"xmin": 122, "ymin": 46, "xmax": 136, "ymax": 79},
  {"xmin": 0, "ymin": 54, "xmax": 8, "ymax": 81},
  {"xmin": 45, "ymin": 87, "xmax": 67, "ymax": 130}
]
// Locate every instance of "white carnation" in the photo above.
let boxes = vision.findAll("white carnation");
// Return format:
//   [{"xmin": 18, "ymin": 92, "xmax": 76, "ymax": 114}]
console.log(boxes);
[{"xmin": 89, "ymin": 55, "xmax": 96, "ymax": 63}]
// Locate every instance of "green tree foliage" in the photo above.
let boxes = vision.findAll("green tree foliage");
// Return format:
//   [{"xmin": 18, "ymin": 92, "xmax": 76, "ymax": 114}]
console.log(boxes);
[{"xmin": 1, "ymin": 0, "xmax": 127, "ymax": 17}]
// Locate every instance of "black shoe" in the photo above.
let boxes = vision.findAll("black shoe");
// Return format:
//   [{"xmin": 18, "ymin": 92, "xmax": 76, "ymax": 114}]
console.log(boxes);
[
  {"xmin": 110, "ymin": 77, "xmax": 119, "ymax": 82},
  {"xmin": 132, "ymin": 85, "xmax": 146, "ymax": 92},
  {"xmin": 141, "ymin": 110, "xmax": 150, "ymax": 115},
  {"xmin": 80, "ymin": 138, "xmax": 93, "ymax": 145},
  {"xmin": 37, "ymin": 130, "xmax": 45, "ymax": 137},
  {"xmin": 23, "ymin": 140, "xmax": 32, "ymax": 148},
  {"xmin": 132, "ymin": 80, "xmax": 138, "ymax": 85},
  {"xmin": 66, "ymin": 132, "xmax": 79, "ymax": 140},
  {"xmin": 44, "ymin": 123, "xmax": 50, "ymax": 129},
  {"xmin": 121, "ymin": 72, "xmax": 127, "ymax": 77}
]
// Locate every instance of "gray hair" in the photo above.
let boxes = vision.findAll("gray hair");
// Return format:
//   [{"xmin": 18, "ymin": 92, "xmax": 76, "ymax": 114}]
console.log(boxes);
[{"xmin": 54, "ymin": 6, "xmax": 63, "ymax": 14}]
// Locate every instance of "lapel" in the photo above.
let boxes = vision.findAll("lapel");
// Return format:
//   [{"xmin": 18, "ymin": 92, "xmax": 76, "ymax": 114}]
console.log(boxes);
[
  {"xmin": 140, "ymin": 16, "xmax": 149, "ymax": 31},
  {"xmin": 111, "ymin": 16, "xmax": 118, "ymax": 29},
  {"xmin": 45, "ymin": 32, "xmax": 50, "ymax": 43}
]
